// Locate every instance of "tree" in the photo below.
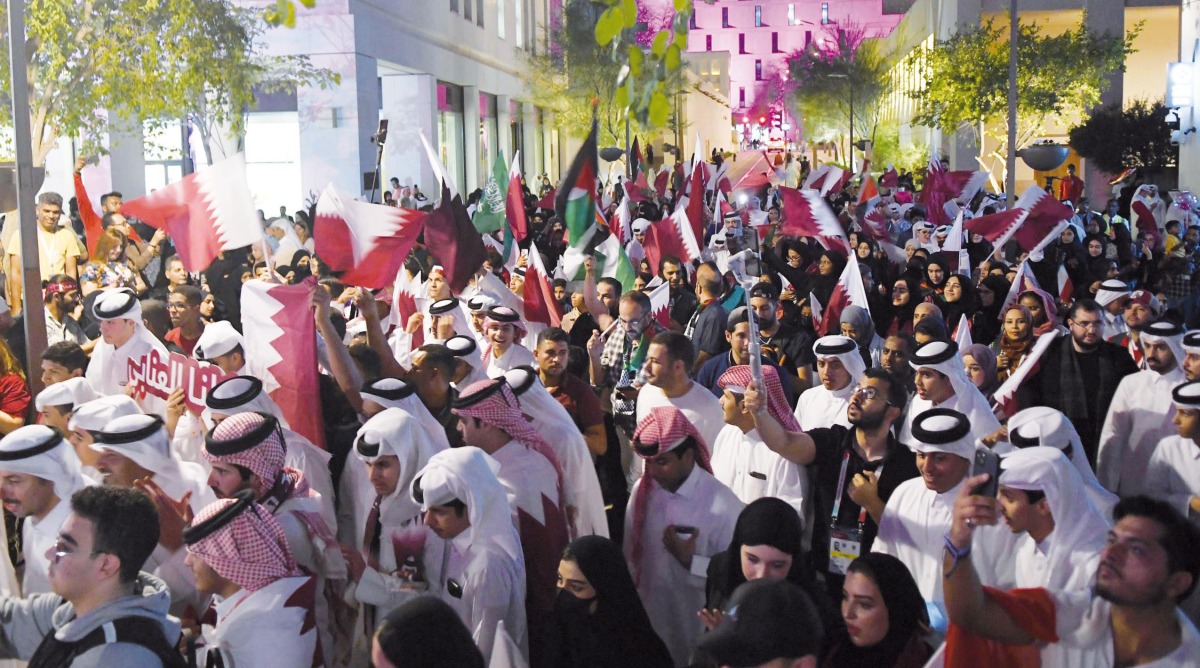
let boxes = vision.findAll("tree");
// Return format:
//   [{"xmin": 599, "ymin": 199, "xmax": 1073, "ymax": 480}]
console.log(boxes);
[
  {"xmin": 909, "ymin": 14, "xmax": 1136, "ymax": 187},
  {"xmin": 522, "ymin": 0, "xmax": 693, "ymax": 147},
  {"xmin": 1069, "ymin": 99, "xmax": 1175, "ymax": 177},
  {"xmin": 0, "ymin": 0, "xmax": 337, "ymax": 166},
  {"xmin": 787, "ymin": 22, "xmax": 893, "ymax": 162}
]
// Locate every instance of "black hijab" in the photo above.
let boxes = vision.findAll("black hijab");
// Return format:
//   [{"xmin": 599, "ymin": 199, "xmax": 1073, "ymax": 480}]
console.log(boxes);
[
  {"xmin": 539, "ymin": 536, "xmax": 672, "ymax": 668},
  {"xmin": 375, "ymin": 596, "xmax": 485, "ymax": 668},
  {"xmin": 705, "ymin": 498, "xmax": 840, "ymax": 643},
  {"xmin": 823, "ymin": 553, "xmax": 930, "ymax": 668}
]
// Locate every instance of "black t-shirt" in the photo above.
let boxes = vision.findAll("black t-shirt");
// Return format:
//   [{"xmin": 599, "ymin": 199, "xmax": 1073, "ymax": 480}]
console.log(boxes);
[
  {"xmin": 1074, "ymin": 347, "xmax": 1102, "ymax": 423},
  {"xmin": 760, "ymin": 322, "xmax": 814, "ymax": 383},
  {"xmin": 806, "ymin": 426, "xmax": 921, "ymax": 585}
]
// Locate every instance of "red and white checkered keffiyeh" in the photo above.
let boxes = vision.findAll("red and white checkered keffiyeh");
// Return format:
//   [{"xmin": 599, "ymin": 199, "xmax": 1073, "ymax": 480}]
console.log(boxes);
[
  {"xmin": 204, "ymin": 412, "xmax": 286, "ymax": 499},
  {"xmin": 187, "ymin": 498, "xmax": 300, "ymax": 592},
  {"xmin": 453, "ymin": 380, "xmax": 563, "ymax": 492},
  {"xmin": 629, "ymin": 406, "xmax": 712, "ymax": 585},
  {"xmin": 717, "ymin": 365, "xmax": 802, "ymax": 432}
]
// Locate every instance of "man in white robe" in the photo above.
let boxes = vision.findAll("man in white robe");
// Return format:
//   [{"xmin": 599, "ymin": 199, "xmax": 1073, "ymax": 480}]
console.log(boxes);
[
  {"xmin": 1004, "ymin": 405, "xmax": 1117, "ymax": 516},
  {"xmin": 32, "ymin": 377, "xmax": 96, "ymax": 435},
  {"xmin": 452, "ymin": 378, "xmax": 568, "ymax": 665},
  {"xmin": 481, "ymin": 306, "xmax": 535, "ymax": 377},
  {"xmin": 793, "ymin": 335, "xmax": 863, "ymax": 431},
  {"xmin": 873, "ymin": 408, "xmax": 1015, "ymax": 630},
  {"xmin": 66, "ymin": 394, "xmax": 142, "ymax": 480},
  {"xmin": 84, "ymin": 289, "xmax": 167, "ymax": 414},
  {"xmin": 1095, "ymin": 279, "xmax": 1131, "ymax": 340},
  {"xmin": 1098, "ymin": 320, "xmax": 1186, "ymax": 496},
  {"xmin": 411, "ymin": 446, "xmax": 527, "ymax": 663},
  {"xmin": 1146, "ymin": 379, "xmax": 1200, "ymax": 624},
  {"xmin": 501, "ymin": 366, "xmax": 608, "ymax": 539},
  {"xmin": 203, "ymin": 410, "xmax": 349, "ymax": 666},
  {"xmin": 710, "ymin": 365, "xmax": 807, "ymax": 517},
  {"xmin": 898, "ymin": 340, "xmax": 1000, "ymax": 445},
  {"xmin": 623, "ymin": 405, "xmax": 743, "ymax": 665},
  {"xmin": 997, "ymin": 446, "xmax": 1112, "ymax": 666},
  {"xmin": 0, "ymin": 425, "xmax": 94, "ymax": 595},
  {"xmin": 89, "ymin": 413, "xmax": 216, "ymax": 615},
  {"xmin": 343, "ymin": 407, "xmax": 447, "ymax": 660},
  {"xmin": 202, "ymin": 375, "xmax": 335, "ymax": 528},
  {"xmin": 184, "ymin": 493, "xmax": 319, "ymax": 668}
]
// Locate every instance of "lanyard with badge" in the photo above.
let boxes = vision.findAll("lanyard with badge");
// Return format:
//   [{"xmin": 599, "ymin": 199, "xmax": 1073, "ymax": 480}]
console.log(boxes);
[{"xmin": 828, "ymin": 449, "xmax": 882, "ymax": 576}]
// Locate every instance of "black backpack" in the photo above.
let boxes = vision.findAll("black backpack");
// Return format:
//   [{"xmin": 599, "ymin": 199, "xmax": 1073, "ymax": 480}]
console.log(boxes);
[{"xmin": 27, "ymin": 615, "xmax": 187, "ymax": 668}]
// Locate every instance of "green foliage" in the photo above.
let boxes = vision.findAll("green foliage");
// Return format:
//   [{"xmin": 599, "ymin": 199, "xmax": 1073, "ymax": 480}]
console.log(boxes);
[
  {"xmin": 263, "ymin": 0, "xmax": 316, "ymax": 28},
  {"xmin": 871, "ymin": 122, "xmax": 929, "ymax": 174},
  {"xmin": 788, "ymin": 22, "xmax": 893, "ymax": 146},
  {"xmin": 1069, "ymin": 99, "xmax": 1175, "ymax": 176},
  {"xmin": 0, "ymin": 0, "xmax": 337, "ymax": 166},
  {"xmin": 522, "ymin": 0, "xmax": 691, "ymax": 146},
  {"xmin": 910, "ymin": 15, "xmax": 1136, "ymax": 143}
]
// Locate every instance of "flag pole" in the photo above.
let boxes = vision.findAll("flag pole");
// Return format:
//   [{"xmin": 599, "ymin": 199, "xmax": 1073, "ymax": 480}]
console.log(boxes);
[{"xmin": 8, "ymin": 0, "xmax": 48, "ymax": 392}]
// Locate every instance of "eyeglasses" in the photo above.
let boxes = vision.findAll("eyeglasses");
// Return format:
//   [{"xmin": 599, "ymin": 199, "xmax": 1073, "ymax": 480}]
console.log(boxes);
[
  {"xmin": 51, "ymin": 538, "xmax": 103, "ymax": 564},
  {"xmin": 1070, "ymin": 320, "xmax": 1101, "ymax": 330},
  {"xmin": 851, "ymin": 385, "xmax": 891, "ymax": 405}
]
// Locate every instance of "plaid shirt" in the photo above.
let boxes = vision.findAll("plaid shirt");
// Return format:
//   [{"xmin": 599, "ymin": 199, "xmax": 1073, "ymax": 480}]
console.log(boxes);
[{"xmin": 598, "ymin": 320, "xmax": 667, "ymax": 390}]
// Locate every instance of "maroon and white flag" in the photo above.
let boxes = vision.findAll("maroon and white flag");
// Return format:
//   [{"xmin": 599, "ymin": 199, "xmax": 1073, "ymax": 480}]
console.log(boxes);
[
  {"xmin": 120, "ymin": 153, "xmax": 261, "ymax": 272},
  {"xmin": 778, "ymin": 187, "xmax": 847, "ymax": 244},
  {"xmin": 822, "ymin": 251, "xmax": 872, "ymax": 335},
  {"xmin": 506, "ymin": 151, "xmax": 529, "ymax": 243},
  {"xmin": 392, "ymin": 267, "xmax": 424, "ymax": 350},
  {"xmin": 523, "ymin": 241, "xmax": 562, "ymax": 327},
  {"xmin": 647, "ymin": 280, "xmax": 670, "ymax": 329},
  {"xmin": 314, "ymin": 184, "xmax": 424, "ymax": 290},
  {"xmin": 642, "ymin": 208, "xmax": 701, "ymax": 274},
  {"xmin": 241, "ymin": 278, "xmax": 325, "ymax": 448},
  {"xmin": 965, "ymin": 186, "xmax": 1071, "ymax": 255}
]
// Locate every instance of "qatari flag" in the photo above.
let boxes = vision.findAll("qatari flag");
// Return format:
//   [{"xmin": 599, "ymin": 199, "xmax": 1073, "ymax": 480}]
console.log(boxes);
[
  {"xmin": 778, "ymin": 187, "xmax": 846, "ymax": 241},
  {"xmin": 121, "ymin": 153, "xmax": 261, "ymax": 272},
  {"xmin": 642, "ymin": 208, "xmax": 700, "ymax": 276},
  {"xmin": 314, "ymin": 184, "xmax": 425, "ymax": 289},
  {"xmin": 425, "ymin": 181, "xmax": 488, "ymax": 294},
  {"xmin": 241, "ymin": 278, "xmax": 325, "ymax": 448}
]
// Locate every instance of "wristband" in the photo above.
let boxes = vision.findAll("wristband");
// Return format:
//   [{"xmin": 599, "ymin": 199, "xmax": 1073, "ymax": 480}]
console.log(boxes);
[{"xmin": 943, "ymin": 533, "xmax": 971, "ymax": 577}]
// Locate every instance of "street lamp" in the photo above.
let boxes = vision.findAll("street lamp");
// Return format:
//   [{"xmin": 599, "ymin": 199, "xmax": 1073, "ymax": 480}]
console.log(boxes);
[
  {"xmin": 1005, "ymin": 0, "xmax": 1018, "ymax": 205},
  {"xmin": 829, "ymin": 72, "xmax": 853, "ymax": 171}
]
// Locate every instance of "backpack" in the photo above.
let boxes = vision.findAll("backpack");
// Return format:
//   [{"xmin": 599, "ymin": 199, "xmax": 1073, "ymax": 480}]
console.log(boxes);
[{"xmin": 27, "ymin": 615, "xmax": 187, "ymax": 668}]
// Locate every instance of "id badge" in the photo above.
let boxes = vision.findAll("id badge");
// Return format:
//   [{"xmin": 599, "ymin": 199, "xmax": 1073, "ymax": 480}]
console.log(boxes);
[{"xmin": 828, "ymin": 526, "xmax": 862, "ymax": 575}]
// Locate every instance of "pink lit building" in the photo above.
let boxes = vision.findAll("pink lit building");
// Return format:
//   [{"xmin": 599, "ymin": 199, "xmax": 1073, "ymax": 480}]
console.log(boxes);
[{"xmin": 684, "ymin": 0, "xmax": 905, "ymax": 146}]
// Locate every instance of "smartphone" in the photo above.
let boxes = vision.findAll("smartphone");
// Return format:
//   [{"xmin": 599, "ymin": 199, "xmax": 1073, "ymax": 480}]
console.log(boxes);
[
  {"xmin": 971, "ymin": 449, "xmax": 1001, "ymax": 497},
  {"xmin": 446, "ymin": 578, "xmax": 463, "ymax": 599}
]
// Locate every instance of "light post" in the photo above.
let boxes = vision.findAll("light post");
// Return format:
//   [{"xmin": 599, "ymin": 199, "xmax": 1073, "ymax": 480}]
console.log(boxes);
[
  {"xmin": 1006, "ymin": 0, "xmax": 1018, "ymax": 205},
  {"xmin": 829, "ymin": 72, "xmax": 853, "ymax": 170}
]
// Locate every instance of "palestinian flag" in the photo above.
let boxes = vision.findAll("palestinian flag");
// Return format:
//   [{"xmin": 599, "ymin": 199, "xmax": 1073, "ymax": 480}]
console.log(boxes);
[
  {"xmin": 594, "ymin": 231, "xmax": 637, "ymax": 293},
  {"xmin": 555, "ymin": 121, "xmax": 599, "ymax": 247}
]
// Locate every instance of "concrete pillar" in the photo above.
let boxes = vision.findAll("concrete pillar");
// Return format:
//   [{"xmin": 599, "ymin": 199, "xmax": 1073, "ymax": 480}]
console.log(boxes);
[
  {"xmin": 1180, "ymin": 9, "xmax": 1200, "ymax": 192},
  {"xmin": 108, "ymin": 124, "xmax": 147, "ymax": 199},
  {"xmin": 1084, "ymin": 0, "xmax": 1125, "ymax": 201},
  {"xmin": 297, "ymin": 52, "xmax": 380, "ymax": 200},
  {"xmin": 463, "ymin": 86, "xmax": 482, "ymax": 193},
  {"xmin": 522, "ymin": 104, "xmax": 540, "ymax": 178},
  {"xmin": 498, "ymin": 94, "xmax": 514, "ymax": 166},
  {"xmin": 380, "ymin": 73, "xmax": 438, "ymax": 195}
]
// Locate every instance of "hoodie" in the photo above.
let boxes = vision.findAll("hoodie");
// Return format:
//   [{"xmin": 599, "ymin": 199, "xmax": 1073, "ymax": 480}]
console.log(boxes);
[{"xmin": 0, "ymin": 572, "xmax": 180, "ymax": 667}]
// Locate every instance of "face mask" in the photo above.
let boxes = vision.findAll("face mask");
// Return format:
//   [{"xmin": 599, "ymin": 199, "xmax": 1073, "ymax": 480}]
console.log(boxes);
[{"xmin": 554, "ymin": 587, "xmax": 596, "ymax": 616}]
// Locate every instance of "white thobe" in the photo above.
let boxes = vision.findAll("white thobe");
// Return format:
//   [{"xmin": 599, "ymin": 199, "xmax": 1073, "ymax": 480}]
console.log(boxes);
[
  {"xmin": 144, "ymin": 465, "xmax": 217, "ymax": 616},
  {"xmin": 199, "ymin": 576, "xmax": 318, "ymax": 668},
  {"xmin": 635, "ymin": 383, "xmax": 725, "ymax": 448},
  {"xmin": 427, "ymin": 531, "xmax": 528, "ymax": 664},
  {"xmin": 624, "ymin": 467, "xmax": 743, "ymax": 666},
  {"xmin": 1047, "ymin": 590, "xmax": 1200, "ymax": 667},
  {"xmin": 1014, "ymin": 534, "xmax": 1104, "ymax": 668},
  {"xmin": 1146, "ymin": 435, "xmax": 1200, "ymax": 624},
  {"xmin": 1097, "ymin": 367, "xmax": 1183, "ymax": 496},
  {"xmin": 1146, "ymin": 435, "xmax": 1200, "ymax": 517},
  {"xmin": 873, "ymin": 478, "xmax": 1016, "ymax": 605},
  {"xmin": 282, "ymin": 427, "xmax": 337, "ymax": 529},
  {"xmin": 794, "ymin": 383, "xmax": 853, "ymax": 431},
  {"xmin": 1101, "ymin": 309, "xmax": 1129, "ymax": 341},
  {"xmin": 634, "ymin": 383, "xmax": 725, "ymax": 485},
  {"xmin": 533, "ymin": 417, "xmax": 608, "ymax": 539},
  {"xmin": 21, "ymin": 497, "xmax": 72, "ymax": 595},
  {"xmin": 899, "ymin": 390, "xmax": 1001, "ymax": 446},
  {"xmin": 710, "ymin": 424, "xmax": 808, "ymax": 517},
  {"xmin": 276, "ymin": 494, "xmax": 345, "ymax": 666},
  {"xmin": 485, "ymin": 344, "xmax": 536, "ymax": 378}
]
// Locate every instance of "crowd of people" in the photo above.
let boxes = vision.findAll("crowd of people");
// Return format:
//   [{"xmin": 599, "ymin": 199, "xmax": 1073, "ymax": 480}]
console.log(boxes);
[{"xmin": 0, "ymin": 148, "xmax": 1191, "ymax": 667}]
